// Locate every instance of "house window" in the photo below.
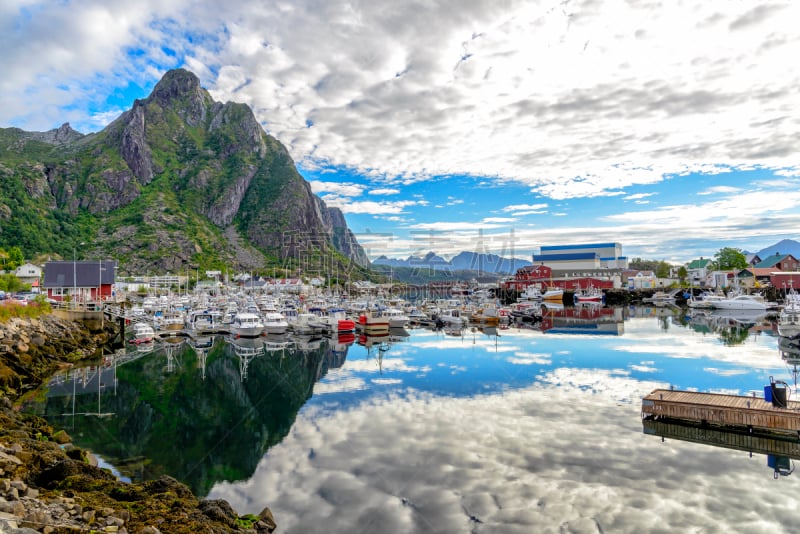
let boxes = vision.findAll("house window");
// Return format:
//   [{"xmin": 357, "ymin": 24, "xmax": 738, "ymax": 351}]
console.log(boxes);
[{"xmin": 51, "ymin": 288, "xmax": 64, "ymax": 296}]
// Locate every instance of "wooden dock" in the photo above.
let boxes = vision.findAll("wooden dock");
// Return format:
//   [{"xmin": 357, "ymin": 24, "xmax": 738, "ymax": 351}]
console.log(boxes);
[{"xmin": 642, "ymin": 388, "xmax": 800, "ymax": 438}]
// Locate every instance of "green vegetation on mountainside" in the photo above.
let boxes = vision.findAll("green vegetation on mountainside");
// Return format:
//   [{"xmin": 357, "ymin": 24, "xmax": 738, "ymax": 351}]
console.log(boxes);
[{"xmin": 0, "ymin": 69, "xmax": 370, "ymax": 276}]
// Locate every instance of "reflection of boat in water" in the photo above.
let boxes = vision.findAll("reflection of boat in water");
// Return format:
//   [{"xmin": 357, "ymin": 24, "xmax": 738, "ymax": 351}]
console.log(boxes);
[
  {"xmin": 136, "ymin": 341, "xmax": 156, "ymax": 353},
  {"xmin": 229, "ymin": 336, "xmax": 266, "ymax": 381},
  {"xmin": 643, "ymin": 418, "xmax": 798, "ymax": 479},
  {"xmin": 229, "ymin": 335, "xmax": 265, "ymax": 357},
  {"xmin": 388, "ymin": 327, "xmax": 410, "ymax": 342},
  {"xmin": 643, "ymin": 290, "xmax": 679, "ymax": 305},
  {"xmin": 779, "ymin": 290, "xmax": 800, "ymax": 338},
  {"xmin": 709, "ymin": 308, "xmax": 768, "ymax": 325},
  {"xmin": 327, "ymin": 332, "xmax": 355, "ymax": 368},
  {"xmin": 358, "ymin": 332, "xmax": 391, "ymax": 348},
  {"xmin": 538, "ymin": 305, "xmax": 623, "ymax": 335},
  {"xmin": 779, "ymin": 336, "xmax": 800, "ymax": 392},
  {"xmin": 188, "ymin": 335, "xmax": 215, "ymax": 380},
  {"xmin": 262, "ymin": 333, "xmax": 293, "ymax": 354},
  {"xmin": 294, "ymin": 334, "xmax": 324, "ymax": 352}
]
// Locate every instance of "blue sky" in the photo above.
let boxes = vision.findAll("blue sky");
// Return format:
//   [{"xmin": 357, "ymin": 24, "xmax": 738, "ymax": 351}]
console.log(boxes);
[{"xmin": 3, "ymin": 1, "xmax": 800, "ymax": 264}]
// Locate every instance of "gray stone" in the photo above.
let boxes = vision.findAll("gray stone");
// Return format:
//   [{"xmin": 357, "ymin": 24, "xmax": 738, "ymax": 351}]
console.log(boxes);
[{"xmin": 0, "ymin": 451, "xmax": 22, "ymax": 465}]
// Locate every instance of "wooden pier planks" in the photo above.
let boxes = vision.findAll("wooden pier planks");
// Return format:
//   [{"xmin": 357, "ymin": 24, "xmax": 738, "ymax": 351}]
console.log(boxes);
[{"xmin": 642, "ymin": 388, "xmax": 800, "ymax": 437}]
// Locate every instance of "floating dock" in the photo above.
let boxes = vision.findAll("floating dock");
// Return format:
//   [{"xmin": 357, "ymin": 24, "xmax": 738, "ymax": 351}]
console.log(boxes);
[{"xmin": 641, "ymin": 388, "xmax": 800, "ymax": 438}]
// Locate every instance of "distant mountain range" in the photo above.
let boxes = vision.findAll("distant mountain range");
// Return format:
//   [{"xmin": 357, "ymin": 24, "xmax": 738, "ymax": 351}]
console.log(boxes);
[
  {"xmin": 754, "ymin": 239, "xmax": 800, "ymax": 259},
  {"xmin": 372, "ymin": 251, "xmax": 531, "ymax": 274}
]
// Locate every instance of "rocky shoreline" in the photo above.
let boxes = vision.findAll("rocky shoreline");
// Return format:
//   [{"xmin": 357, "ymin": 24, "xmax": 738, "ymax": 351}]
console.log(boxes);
[{"xmin": 0, "ymin": 314, "xmax": 276, "ymax": 533}]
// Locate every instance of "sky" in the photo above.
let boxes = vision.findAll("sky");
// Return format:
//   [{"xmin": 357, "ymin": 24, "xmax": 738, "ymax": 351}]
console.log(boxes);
[{"xmin": 3, "ymin": 1, "xmax": 800, "ymax": 264}]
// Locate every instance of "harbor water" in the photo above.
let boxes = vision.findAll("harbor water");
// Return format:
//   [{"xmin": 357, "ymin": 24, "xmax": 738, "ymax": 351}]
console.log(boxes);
[{"xmin": 23, "ymin": 304, "xmax": 800, "ymax": 533}]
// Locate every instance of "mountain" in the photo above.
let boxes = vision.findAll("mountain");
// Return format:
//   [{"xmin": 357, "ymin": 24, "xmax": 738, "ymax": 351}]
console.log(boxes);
[
  {"xmin": 0, "ymin": 68, "xmax": 369, "ymax": 276},
  {"xmin": 756, "ymin": 239, "xmax": 800, "ymax": 259},
  {"xmin": 372, "ymin": 251, "xmax": 530, "ymax": 274}
]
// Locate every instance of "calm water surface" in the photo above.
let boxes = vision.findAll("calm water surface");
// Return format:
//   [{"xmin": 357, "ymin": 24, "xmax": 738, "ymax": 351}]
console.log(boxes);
[{"xmin": 25, "ymin": 305, "xmax": 800, "ymax": 533}]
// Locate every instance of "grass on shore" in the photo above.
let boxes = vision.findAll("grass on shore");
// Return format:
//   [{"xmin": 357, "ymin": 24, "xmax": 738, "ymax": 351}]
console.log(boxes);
[{"xmin": 0, "ymin": 298, "xmax": 52, "ymax": 322}]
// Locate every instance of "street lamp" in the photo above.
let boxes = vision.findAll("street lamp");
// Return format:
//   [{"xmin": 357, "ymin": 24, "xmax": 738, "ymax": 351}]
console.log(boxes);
[{"xmin": 73, "ymin": 242, "xmax": 85, "ymax": 307}]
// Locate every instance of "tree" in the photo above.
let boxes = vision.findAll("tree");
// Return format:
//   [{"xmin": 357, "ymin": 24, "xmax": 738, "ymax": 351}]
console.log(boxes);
[
  {"xmin": 655, "ymin": 261, "xmax": 671, "ymax": 279},
  {"xmin": 714, "ymin": 247, "xmax": 747, "ymax": 270},
  {"xmin": 0, "ymin": 273, "xmax": 27, "ymax": 293},
  {"xmin": 677, "ymin": 266, "xmax": 688, "ymax": 284},
  {"xmin": 7, "ymin": 247, "xmax": 25, "ymax": 271},
  {"xmin": 629, "ymin": 258, "xmax": 660, "ymax": 272}
]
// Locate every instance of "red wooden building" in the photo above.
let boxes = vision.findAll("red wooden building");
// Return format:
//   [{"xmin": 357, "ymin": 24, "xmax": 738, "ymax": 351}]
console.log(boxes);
[
  {"xmin": 42, "ymin": 260, "xmax": 116, "ymax": 302},
  {"xmin": 502, "ymin": 265, "xmax": 613, "ymax": 291}
]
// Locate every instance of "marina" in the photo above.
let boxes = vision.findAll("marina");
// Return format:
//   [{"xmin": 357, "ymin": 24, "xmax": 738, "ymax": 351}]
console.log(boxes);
[{"xmin": 21, "ymin": 301, "xmax": 800, "ymax": 532}]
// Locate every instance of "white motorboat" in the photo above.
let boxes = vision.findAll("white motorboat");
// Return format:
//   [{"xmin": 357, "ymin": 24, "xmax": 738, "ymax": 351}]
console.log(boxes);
[
  {"xmin": 686, "ymin": 291, "xmax": 726, "ymax": 309},
  {"xmin": 435, "ymin": 308, "xmax": 466, "ymax": 327},
  {"xmin": 231, "ymin": 312, "xmax": 265, "ymax": 337},
  {"xmin": 262, "ymin": 311, "xmax": 289, "ymax": 335},
  {"xmin": 382, "ymin": 308, "xmax": 409, "ymax": 328},
  {"xmin": 711, "ymin": 294, "xmax": 769, "ymax": 311},
  {"xmin": 518, "ymin": 286, "xmax": 543, "ymax": 302},
  {"xmin": 187, "ymin": 309, "xmax": 224, "ymax": 333},
  {"xmin": 131, "ymin": 322, "xmax": 155, "ymax": 344}
]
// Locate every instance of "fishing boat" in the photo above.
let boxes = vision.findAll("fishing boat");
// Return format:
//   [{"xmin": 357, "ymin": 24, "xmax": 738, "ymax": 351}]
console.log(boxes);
[
  {"xmin": 542, "ymin": 287, "xmax": 564, "ymax": 302},
  {"xmin": 356, "ymin": 310, "xmax": 391, "ymax": 333},
  {"xmin": 574, "ymin": 285, "xmax": 603, "ymax": 303}
]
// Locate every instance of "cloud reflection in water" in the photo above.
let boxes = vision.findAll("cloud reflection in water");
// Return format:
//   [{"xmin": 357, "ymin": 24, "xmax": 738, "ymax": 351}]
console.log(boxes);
[{"xmin": 209, "ymin": 367, "xmax": 800, "ymax": 533}]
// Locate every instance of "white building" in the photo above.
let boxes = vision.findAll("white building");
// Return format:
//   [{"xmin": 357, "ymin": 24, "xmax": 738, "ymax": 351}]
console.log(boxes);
[
  {"xmin": 15, "ymin": 263, "xmax": 42, "ymax": 284},
  {"xmin": 534, "ymin": 243, "xmax": 628, "ymax": 271}
]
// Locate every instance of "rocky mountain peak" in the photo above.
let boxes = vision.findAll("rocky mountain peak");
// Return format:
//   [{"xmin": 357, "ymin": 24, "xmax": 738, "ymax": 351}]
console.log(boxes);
[{"xmin": 147, "ymin": 68, "xmax": 210, "ymax": 127}]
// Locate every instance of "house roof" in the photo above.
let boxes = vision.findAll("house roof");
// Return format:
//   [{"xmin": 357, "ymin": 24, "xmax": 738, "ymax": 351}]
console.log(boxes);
[
  {"xmin": 737, "ymin": 268, "xmax": 777, "ymax": 278},
  {"xmin": 755, "ymin": 254, "xmax": 795, "ymax": 268},
  {"xmin": 687, "ymin": 258, "xmax": 712, "ymax": 269},
  {"xmin": 42, "ymin": 261, "xmax": 116, "ymax": 288}
]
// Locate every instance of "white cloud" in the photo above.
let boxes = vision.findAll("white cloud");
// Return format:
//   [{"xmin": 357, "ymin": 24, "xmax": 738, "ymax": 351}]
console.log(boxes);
[
  {"xmin": 408, "ymin": 221, "xmax": 507, "ymax": 232},
  {"xmin": 507, "ymin": 352, "xmax": 551, "ymax": 365},
  {"xmin": 309, "ymin": 180, "xmax": 365, "ymax": 197},
  {"xmin": 208, "ymin": 370, "xmax": 798, "ymax": 532},
  {"xmin": 6, "ymin": 1, "xmax": 800, "ymax": 199},
  {"xmin": 697, "ymin": 186, "xmax": 742, "ymax": 196},
  {"xmin": 369, "ymin": 188, "xmax": 401, "ymax": 196},
  {"xmin": 325, "ymin": 199, "xmax": 423, "ymax": 215},
  {"xmin": 502, "ymin": 203, "xmax": 549, "ymax": 212},
  {"xmin": 481, "ymin": 217, "xmax": 516, "ymax": 223},
  {"xmin": 624, "ymin": 193, "xmax": 656, "ymax": 201}
]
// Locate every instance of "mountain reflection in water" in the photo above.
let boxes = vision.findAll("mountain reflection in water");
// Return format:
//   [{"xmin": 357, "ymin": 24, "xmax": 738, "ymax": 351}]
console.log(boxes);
[
  {"xmin": 26, "ymin": 333, "xmax": 334, "ymax": 497},
  {"xmin": 22, "ymin": 305, "xmax": 800, "ymax": 532}
]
